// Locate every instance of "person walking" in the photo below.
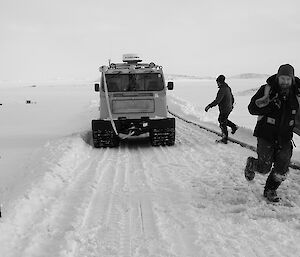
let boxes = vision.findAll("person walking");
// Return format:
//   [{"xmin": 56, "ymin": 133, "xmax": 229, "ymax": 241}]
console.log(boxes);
[
  {"xmin": 244, "ymin": 64, "xmax": 300, "ymax": 202},
  {"xmin": 205, "ymin": 75, "xmax": 238, "ymax": 144}
]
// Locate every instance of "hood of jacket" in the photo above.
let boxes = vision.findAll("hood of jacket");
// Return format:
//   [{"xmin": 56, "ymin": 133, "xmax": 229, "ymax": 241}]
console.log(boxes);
[
  {"xmin": 266, "ymin": 74, "xmax": 300, "ymax": 96},
  {"xmin": 218, "ymin": 82, "xmax": 229, "ymax": 88}
]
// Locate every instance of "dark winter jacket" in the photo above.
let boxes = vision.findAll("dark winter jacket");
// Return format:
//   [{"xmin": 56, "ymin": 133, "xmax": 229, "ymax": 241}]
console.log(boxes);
[
  {"xmin": 248, "ymin": 75, "xmax": 300, "ymax": 145},
  {"xmin": 208, "ymin": 82, "xmax": 234, "ymax": 114}
]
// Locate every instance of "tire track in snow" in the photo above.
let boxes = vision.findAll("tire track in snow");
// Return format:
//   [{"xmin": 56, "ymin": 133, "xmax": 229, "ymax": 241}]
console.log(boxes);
[
  {"xmin": 68, "ymin": 148, "xmax": 123, "ymax": 257},
  {"xmin": 0, "ymin": 138, "xmax": 95, "ymax": 257},
  {"xmin": 139, "ymin": 130, "xmax": 205, "ymax": 256},
  {"xmin": 14, "ymin": 143, "xmax": 113, "ymax": 257},
  {"xmin": 126, "ymin": 145, "xmax": 162, "ymax": 256},
  {"xmin": 176, "ymin": 119, "xmax": 300, "ymax": 256},
  {"xmin": 118, "ymin": 156, "xmax": 132, "ymax": 257},
  {"xmin": 68, "ymin": 146, "xmax": 140, "ymax": 257},
  {"xmin": 20, "ymin": 153, "xmax": 101, "ymax": 257},
  {"xmin": 139, "ymin": 118, "xmax": 300, "ymax": 257},
  {"xmin": 1, "ymin": 118, "xmax": 300, "ymax": 257}
]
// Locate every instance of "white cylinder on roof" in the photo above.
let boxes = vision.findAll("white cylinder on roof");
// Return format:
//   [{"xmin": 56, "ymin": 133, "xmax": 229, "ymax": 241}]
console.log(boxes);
[{"xmin": 122, "ymin": 53, "xmax": 142, "ymax": 63}]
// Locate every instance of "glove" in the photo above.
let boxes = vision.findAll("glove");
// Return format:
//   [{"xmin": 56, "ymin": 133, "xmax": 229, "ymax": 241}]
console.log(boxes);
[
  {"xmin": 255, "ymin": 93, "xmax": 279, "ymax": 108},
  {"xmin": 255, "ymin": 85, "xmax": 272, "ymax": 108},
  {"xmin": 255, "ymin": 96, "xmax": 270, "ymax": 108},
  {"xmin": 205, "ymin": 105, "xmax": 210, "ymax": 112}
]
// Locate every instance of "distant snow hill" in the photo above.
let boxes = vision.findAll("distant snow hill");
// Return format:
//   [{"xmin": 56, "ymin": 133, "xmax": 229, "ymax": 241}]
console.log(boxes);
[
  {"xmin": 165, "ymin": 74, "xmax": 215, "ymax": 80},
  {"xmin": 230, "ymin": 73, "xmax": 270, "ymax": 79},
  {"xmin": 166, "ymin": 73, "xmax": 270, "ymax": 80},
  {"xmin": 235, "ymin": 87, "xmax": 260, "ymax": 96}
]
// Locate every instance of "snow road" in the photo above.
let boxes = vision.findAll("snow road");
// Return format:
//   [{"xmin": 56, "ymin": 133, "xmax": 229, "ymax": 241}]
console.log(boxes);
[{"xmin": 1, "ymin": 118, "xmax": 300, "ymax": 257}]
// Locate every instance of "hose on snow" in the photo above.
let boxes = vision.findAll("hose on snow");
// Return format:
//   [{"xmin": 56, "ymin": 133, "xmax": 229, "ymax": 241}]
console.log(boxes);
[{"xmin": 168, "ymin": 109, "xmax": 300, "ymax": 170}]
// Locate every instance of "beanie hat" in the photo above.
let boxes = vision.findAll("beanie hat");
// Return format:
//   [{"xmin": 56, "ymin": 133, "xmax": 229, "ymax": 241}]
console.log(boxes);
[
  {"xmin": 276, "ymin": 64, "xmax": 294, "ymax": 78},
  {"xmin": 216, "ymin": 75, "xmax": 225, "ymax": 83}
]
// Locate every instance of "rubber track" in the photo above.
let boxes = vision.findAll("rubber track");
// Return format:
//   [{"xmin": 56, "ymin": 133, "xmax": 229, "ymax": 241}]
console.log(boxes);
[{"xmin": 168, "ymin": 110, "xmax": 300, "ymax": 170}]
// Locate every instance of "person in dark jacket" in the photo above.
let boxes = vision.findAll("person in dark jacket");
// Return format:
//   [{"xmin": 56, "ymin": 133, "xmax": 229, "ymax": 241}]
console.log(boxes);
[
  {"xmin": 205, "ymin": 75, "xmax": 238, "ymax": 144},
  {"xmin": 244, "ymin": 64, "xmax": 300, "ymax": 202}
]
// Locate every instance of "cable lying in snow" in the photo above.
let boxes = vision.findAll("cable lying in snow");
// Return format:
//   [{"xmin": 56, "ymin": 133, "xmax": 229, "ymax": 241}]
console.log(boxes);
[{"xmin": 168, "ymin": 110, "xmax": 300, "ymax": 170}]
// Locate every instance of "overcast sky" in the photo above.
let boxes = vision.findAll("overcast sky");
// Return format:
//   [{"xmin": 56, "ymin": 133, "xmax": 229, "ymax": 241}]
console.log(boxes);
[{"xmin": 1, "ymin": 0, "xmax": 300, "ymax": 82}]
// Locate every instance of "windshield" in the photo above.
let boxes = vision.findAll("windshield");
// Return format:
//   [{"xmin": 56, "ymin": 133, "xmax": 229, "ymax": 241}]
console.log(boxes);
[{"xmin": 102, "ymin": 73, "xmax": 164, "ymax": 92}]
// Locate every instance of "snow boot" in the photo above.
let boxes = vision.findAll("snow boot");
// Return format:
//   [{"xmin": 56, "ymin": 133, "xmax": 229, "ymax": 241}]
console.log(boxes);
[
  {"xmin": 231, "ymin": 125, "xmax": 238, "ymax": 134},
  {"xmin": 216, "ymin": 138, "xmax": 228, "ymax": 144},
  {"xmin": 244, "ymin": 157, "xmax": 256, "ymax": 181},
  {"xmin": 263, "ymin": 189, "xmax": 280, "ymax": 202},
  {"xmin": 263, "ymin": 173, "xmax": 281, "ymax": 202}
]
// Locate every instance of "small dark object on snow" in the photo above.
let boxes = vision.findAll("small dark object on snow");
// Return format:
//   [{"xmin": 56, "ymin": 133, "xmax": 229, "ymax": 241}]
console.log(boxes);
[
  {"xmin": 244, "ymin": 157, "xmax": 255, "ymax": 181},
  {"xmin": 264, "ymin": 189, "xmax": 280, "ymax": 202},
  {"xmin": 215, "ymin": 138, "xmax": 228, "ymax": 144},
  {"xmin": 26, "ymin": 100, "xmax": 31, "ymax": 104}
]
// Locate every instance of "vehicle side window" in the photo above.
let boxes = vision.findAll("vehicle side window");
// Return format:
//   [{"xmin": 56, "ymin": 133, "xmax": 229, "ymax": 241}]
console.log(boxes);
[
  {"xmin": 146, "ymin": 81, "xmax": 158, "ymax": 90},
  {"xmin": 145, "ymin": 74, "xmax": 164, "ymax": 90}
]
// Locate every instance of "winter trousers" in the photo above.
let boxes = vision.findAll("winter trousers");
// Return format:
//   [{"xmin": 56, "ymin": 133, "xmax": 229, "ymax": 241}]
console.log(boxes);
[
  {"xmin": 218, "ymin": 111, "xmax": 237, "ymax": 140},
  {"xmin": 253, "ymin": 138, "xmax": 293, "ymax": 190}
]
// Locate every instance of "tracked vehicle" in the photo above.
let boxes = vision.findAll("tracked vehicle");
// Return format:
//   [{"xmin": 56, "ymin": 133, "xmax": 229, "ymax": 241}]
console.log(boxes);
[{"xmin": 92, "ymin": 54, "xmax": 175, "ymax": 147}]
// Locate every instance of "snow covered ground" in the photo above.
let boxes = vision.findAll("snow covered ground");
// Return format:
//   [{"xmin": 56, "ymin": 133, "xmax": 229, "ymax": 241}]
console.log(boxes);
[{"xmin": 0, "ymin": 79, "xmax": 300, "ymax": 257}]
